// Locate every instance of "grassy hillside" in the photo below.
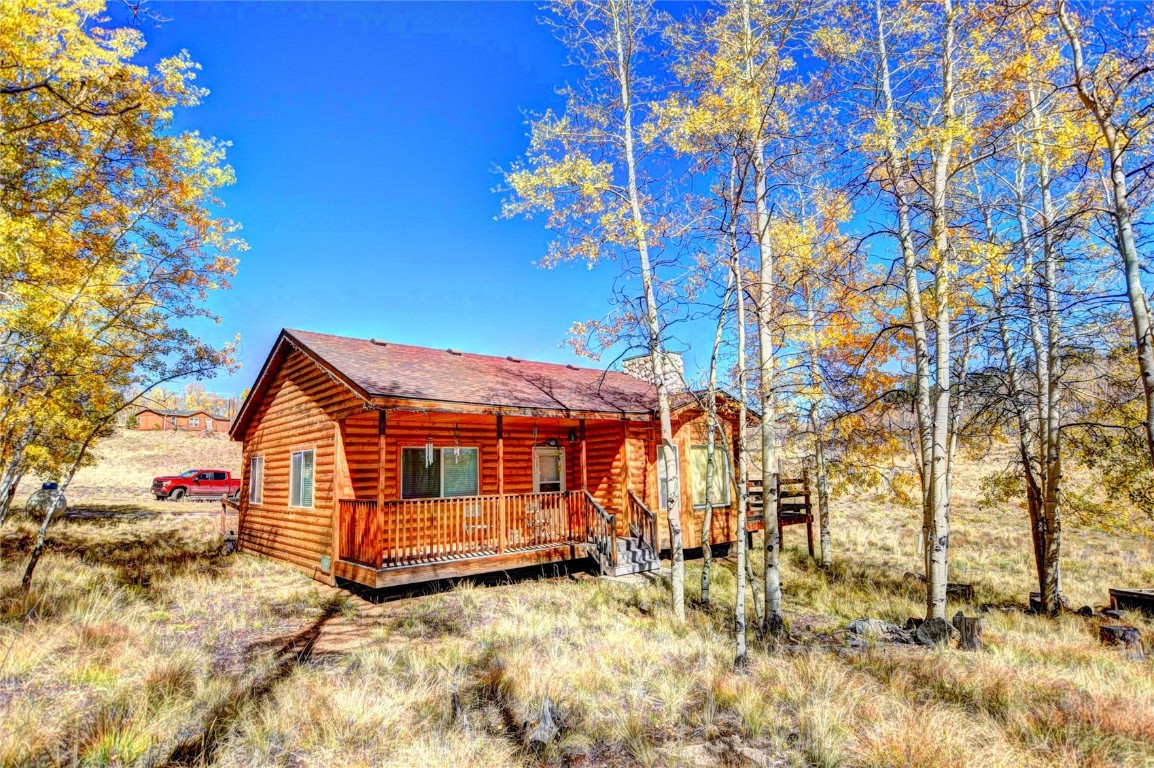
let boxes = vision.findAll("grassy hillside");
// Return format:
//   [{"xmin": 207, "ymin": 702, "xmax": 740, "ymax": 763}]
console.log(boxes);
[
  {"xmin": 1, "ymin": 453, "xmax": 1152, "ymax": 767},
  {"xmin": 23, "ymin": 428, "xmax": 242, "ymax": 505}
]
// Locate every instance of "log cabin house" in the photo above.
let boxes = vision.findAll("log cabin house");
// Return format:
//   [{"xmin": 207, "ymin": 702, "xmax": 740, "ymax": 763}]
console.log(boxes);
[
  {"xmin": 133, "ymin": 408, "xmax": 228, "ymax": 432},
  {"xmin": 228, "ymin": 329, "xmax": 747, "ymax": 588}
]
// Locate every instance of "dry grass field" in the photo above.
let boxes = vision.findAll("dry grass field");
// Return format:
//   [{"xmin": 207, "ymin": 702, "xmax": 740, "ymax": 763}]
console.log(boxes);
[
  {"xmin": 1, "ymin": 432, "xmax": 1152, "ymax": 767},
  {"xmin": 22, "ymin": 428, "xmax": 242, "ymax": 509}
]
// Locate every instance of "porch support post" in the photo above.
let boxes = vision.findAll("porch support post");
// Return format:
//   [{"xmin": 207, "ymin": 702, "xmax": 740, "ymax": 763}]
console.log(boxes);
[
  {"xmin": 620, "ymin": 420, "xmax": 630, "ymax": 534},
  {"xmin": 579, "ymin": 419, "xmax": 588, "ymax": 492},
  {"xmin": 332, "ymin": 421, "xmax": 351, "ymax": 583},
  {"xmin": 497, "ymin": 414, "xmax": 506, "ymax": 553},
  {"xmin": 377, "ymin": 410, "xmax": 387, "ymax": 568}
]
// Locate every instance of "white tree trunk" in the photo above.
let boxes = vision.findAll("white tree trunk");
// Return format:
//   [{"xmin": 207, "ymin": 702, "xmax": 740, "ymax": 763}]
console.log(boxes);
[
  {"xmin": 608, "ymin": 0, "xmax": 685, "ymax": 620},
  {"xmin": 733, "ymin": 237, "xmax": 750, "ymax": 666},
  {"xmin": 924, "ymin": 0, "xmax": 958, "ymax": 621},
  {"xmin": 739, "ymin": 0, "xmax": 784, "ymax": 638},
  {"xmin": 702, "ymin": 274, "xmax": 734, "ymax": 606},
  {"xmin": 875, "ymin": 0, "xmax": 941, "ymax": 616},
  {"xmin": 803, "ymin": 282, "xmax": 832, "ymax": 567}
]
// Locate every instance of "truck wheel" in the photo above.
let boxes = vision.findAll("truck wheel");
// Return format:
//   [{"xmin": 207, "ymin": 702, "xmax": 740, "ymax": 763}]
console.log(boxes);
[{"xmin": 169, "ymin": 488, "xmax": 186, "ymax": 501}]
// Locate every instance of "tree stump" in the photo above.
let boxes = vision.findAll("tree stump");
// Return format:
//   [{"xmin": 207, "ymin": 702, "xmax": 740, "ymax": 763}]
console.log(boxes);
[
  {"xmin": 1099, "ymin": 625, "xmax": 1144, "ymax": 660},
  {"xmin": 914, "ymin": 617, "xmax": 957, "ymax": 648},
  {"xmin": 951, "ymin": 611, "xmax": 982, "ymax": 651}
]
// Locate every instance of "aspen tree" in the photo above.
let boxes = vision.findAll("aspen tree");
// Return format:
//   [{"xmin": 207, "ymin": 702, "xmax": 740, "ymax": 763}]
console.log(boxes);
[
  {"xmin": 503, "ymin": 0, "xmax": 687, "ymax": 619},
  {"xmin": 0, "ymin": 0, "xmax": 241, "ymax": 527},
  {"xmin": 1056, "ymin": 0, "xmax": 1154, "ymax": 468}
]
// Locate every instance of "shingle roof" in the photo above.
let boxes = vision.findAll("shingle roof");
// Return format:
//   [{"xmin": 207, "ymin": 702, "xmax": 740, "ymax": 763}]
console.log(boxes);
[
  {"xmin": 287, "ymin": 329, "xmax": 658, "ymax": 415},
  {"xmin": 137, "ymin": 408, "xmax": 227, "ymax": 420}
]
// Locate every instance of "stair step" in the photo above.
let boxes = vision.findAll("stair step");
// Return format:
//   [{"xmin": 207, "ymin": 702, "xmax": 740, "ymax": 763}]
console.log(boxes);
[{"xmin": 606, "ymin": 559, "xmax": 659, "ymax": 577}]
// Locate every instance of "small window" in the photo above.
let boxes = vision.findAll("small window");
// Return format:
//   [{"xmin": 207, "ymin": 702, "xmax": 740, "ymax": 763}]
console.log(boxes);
[
  {"xmin": 249, "ymin": 457, "xmax": 264, "ymax": 504},
  {"xmin": 189, "ymin": 417, "xmax": 200, "ymax": 428},
  {"xmin": 401, "ymin": 447, "xmax": 479, "ymax": 499},
  {"xmin": 690, "ymin": 445, "xmax": 731, "ymax": 507},
  {"xmin": 212, "ymin": 471, "xmax": 227, "ymax": 481},
  {"xmin": 533, "ymin": 447, "xmax": 565, "ymax": 493},
  {"xmin": 290, "ymin": 449, "xmax": 315, "ymax": 508},
  {"xmin": 657, "ymin": 445, "xmax": 678, "ymax": 509}
]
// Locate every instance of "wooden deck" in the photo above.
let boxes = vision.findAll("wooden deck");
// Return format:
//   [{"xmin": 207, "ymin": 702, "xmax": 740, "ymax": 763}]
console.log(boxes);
[
  {"xmin": 336, "ymin": 489, "xmax": 625, "ymax": 584},
  {"xmin": 333, "ymin": 543, "xmax": 589, "ymax": 588}
]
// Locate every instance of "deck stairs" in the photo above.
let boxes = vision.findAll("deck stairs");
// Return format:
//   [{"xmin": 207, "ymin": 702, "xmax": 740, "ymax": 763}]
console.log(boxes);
[
  {"xmin": 608, "ymin": 535, "xmax": 659, "ymax": 577},
  {"xmin": 585, "ymin": 489, "xmax": 660, "ymax": 577},
  {"xmin": 588, "ymin": 533, "xmax": 658, "ymax": 577}
]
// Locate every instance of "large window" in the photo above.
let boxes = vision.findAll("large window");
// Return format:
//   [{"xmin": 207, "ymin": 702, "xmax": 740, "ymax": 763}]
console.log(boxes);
[
  {"xmin": 289, "ymin": 449, "xmax": 314, "ymax": 508},
  {"xmin": 189, "ymin": 417, "xmax": 200, "ymax": 428},
  {"xmin": 657, "ymin": 445, "xmax": 678, "ymax": 509},
  {"xmin": 690, "ymin": 445, "xmax": 731, "ymax": 508},
  {"xmin": 249, "ymin": 456, "xmax": 264, "ymax": 504},
  {"xmin": 401, "ymin": 447, "xmax": 479, "ymax": 499}
]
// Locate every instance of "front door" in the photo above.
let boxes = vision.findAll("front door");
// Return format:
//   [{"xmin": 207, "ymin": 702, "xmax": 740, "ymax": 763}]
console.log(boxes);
[{"xmin": 533, "ymin": 446, "xmax": 565, "ymax": 493}]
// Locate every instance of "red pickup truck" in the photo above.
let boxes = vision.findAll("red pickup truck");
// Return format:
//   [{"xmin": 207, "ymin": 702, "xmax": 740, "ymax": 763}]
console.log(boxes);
[{"xmin": 152, "ymin": 469, "xmax": 241, "ymax": 501}]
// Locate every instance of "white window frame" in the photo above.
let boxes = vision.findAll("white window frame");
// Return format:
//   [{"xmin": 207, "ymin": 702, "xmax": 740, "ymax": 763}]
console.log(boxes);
[
  {"xmin": 249, "ymin": 455, "xmax": 264, "ymax": 505},
  {"xmin": 189, "ymin": 417, "xmax": 200, "ymax": 428},
  {"xmin": 289, "ymin": 448, "xmax": 315, "ymax": 509},
  {"xmin": 690, "ymin": 443, "xmax": 732, "ymax": 508},
  {"xmin": 532, "ymin": 446, "xmax": 566, "ymax": 493},
  {"xmin": 400, "ymin": 446, "xmax": 480, "ymax": 499}
]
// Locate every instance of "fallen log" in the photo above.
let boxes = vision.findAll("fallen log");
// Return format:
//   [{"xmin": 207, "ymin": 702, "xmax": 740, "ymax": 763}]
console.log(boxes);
[
  {"xmin": 946, "ymin": 583, "xmax": 974, "ymax": 601},
  {"xmin": 1099, "ymin": 625, "xmax": 1144, "ymax": 660}
]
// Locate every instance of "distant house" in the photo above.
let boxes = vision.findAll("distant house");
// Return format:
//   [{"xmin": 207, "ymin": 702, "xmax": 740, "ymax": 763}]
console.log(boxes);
[
  {"xmin": 133, "ymin": 408, "xmax": 229, "ymax": 432},
  {"xmin": 228, "ymin": 329, "xmax": 749, "ymax": 588}
]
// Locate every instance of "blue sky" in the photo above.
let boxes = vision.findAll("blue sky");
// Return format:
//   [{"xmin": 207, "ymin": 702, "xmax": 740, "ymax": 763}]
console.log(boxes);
[{"xmin": 137, "ymin": 1, "xmax": 651, "ymax": 396}]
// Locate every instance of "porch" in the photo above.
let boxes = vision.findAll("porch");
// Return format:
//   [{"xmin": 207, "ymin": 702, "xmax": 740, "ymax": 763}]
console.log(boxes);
[
  {"xmin": 334, "ymin": 489, "xmax": 657, "ymax": 586},
  {"xmin": 330, "ymin": 410, "xmax": 660, "ymax": 587}
]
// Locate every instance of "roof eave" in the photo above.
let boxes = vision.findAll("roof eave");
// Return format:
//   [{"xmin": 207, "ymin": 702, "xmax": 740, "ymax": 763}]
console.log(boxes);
[{"xmin": 367, "ymin": 394, "xmax": 655, "ymax": 421}]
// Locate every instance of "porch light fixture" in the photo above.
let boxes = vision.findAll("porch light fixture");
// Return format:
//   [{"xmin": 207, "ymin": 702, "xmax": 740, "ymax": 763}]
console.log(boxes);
[{"xmin": 568, "ymin": 428, "xmax": 577, "ymax": 443}]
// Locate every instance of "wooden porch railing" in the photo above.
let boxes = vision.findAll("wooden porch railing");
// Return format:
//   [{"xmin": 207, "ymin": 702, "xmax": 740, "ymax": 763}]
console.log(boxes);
[
  {"xmin": 338, "ymin": 490, "xmax": 600, "ymax": 569},
  {"xmin": 338, "ymin": 499, "xmax": 381, "ymax": 567},
  {"xmin": 380, "ymin": 494, "xmax": 503, "ymax": 566},
  {"xmin": 626, "ymin": 489, "xmax": 657, "ymax": 553},
  {"xmin": 584, "ymin": 490, "xmax": 616, "ymax": 570}
]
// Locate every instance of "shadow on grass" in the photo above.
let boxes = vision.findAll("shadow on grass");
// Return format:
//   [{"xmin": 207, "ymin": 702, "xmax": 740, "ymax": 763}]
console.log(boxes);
[
  {"xmin": 338, "ymin": 558, "xmax": 601, "ymax": 605},
  {"xmin": 166, "ymin": 602, "xmax": 342, "ymax": 766}
]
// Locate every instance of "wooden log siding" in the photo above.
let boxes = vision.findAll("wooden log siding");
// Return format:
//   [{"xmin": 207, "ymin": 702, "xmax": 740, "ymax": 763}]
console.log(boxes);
[
  {"xmin": 650, "ymin": 409, "xmax": 741, "ymax": 551},
  {"xmin": 238, "ymin": 346, "xmax": 365, "ymax": 581}
]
